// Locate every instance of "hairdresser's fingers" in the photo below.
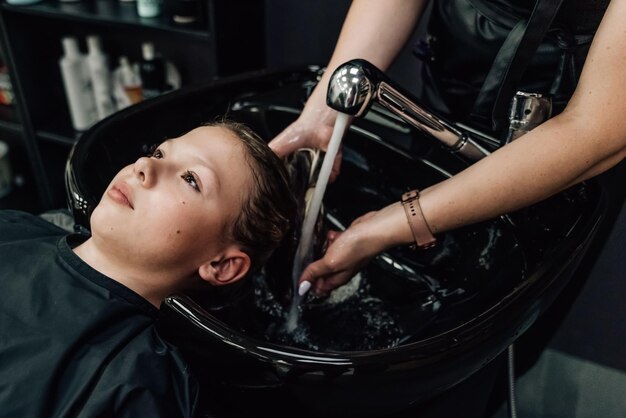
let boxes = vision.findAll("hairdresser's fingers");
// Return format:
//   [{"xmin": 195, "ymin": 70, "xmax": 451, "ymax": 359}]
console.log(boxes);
[
  {"xmin": 321, "ymin": 230, "xmax": 343, "ymax": 254},
  {"xmin": 313, "ymin": 272, "xmax": 354, "ymax": 297},
  {"xmin": 268, "ymin": 124, "xmax": 304, "ymax": 157},
  {"xmin": 299, "ymin": 257, "xmax": 355, "ymax": 297},
  {"xmin": 299, "ymin": 259, "xmax": 331, "ymax": 288},
  {"xmin": 269, "ymin": 121, "xmax": 335, "ymax": 157},
  {"xmin": 297, "ymin": 280, "xmax": 312, "ymax": 296},
  {"xmin": 299, "ymin": 213, "xmax": 384, "ymax": 297},
  {"xmin": 329, "ymin": 148, "xmax": 343, "ymax": 183},
  {"xmin": 298, "ymin": 258, "xmax": 342, "ymax": 296},
  {"xmin": 326, "ymin": 230, "xmax": 342, "ymax": 245},
  {"xmin": 312, "ymin": 124, "xmax": 335, "ymax": 152}
]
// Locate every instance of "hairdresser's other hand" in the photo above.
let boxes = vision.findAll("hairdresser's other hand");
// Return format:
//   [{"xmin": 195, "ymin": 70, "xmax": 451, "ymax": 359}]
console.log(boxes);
[{"xmin": 299, "ymin": 202, "xmax": 413, "ymax": 297}]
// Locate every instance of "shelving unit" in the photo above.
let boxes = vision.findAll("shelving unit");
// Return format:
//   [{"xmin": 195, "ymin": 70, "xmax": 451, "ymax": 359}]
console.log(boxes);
[
  {"xmin": 0, "ymin": 0, "xmax": 265, "ymax": 210},
  {"xmin": 2, "ymin": 0, "xmax": 212, "ymax": 40}
]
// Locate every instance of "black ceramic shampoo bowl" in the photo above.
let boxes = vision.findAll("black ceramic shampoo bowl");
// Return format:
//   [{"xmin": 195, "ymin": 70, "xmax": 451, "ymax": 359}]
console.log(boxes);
[{"xmin": 66, "ymin": 67, "xmax": 606, "ymax": 417}]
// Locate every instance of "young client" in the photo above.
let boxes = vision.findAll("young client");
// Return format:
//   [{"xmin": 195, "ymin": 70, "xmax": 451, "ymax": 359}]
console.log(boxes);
[{"xmin": 0, "ymin": 121, "xmax": 296, "ymax": 418}]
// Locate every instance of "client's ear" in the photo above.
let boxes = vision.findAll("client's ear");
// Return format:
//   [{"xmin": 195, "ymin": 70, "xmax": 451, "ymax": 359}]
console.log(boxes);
[{"xmin": 198, "ymin": 247, "xmax": 251, "ymax": 286}]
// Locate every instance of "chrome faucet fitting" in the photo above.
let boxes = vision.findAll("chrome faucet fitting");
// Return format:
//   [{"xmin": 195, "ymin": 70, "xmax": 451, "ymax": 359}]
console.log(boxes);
[
  {"xmin": 504, "ymin": 92, "xmax": 552, "ymax": 144},
  {"xmin": 326, "ymin": 59, "xmax": 491, "ymax": 162}
]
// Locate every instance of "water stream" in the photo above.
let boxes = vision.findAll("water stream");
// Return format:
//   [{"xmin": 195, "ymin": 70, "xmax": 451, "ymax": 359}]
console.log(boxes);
[{"xmin": 286, "ymin": 113, "xmax": 351, "ymax": 331}]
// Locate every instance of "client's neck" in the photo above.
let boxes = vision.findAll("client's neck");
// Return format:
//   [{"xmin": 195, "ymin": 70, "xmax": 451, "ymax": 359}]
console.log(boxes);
[{"xmin": 72, "ymin": 238, "xmax": 186, "ymax": 308}]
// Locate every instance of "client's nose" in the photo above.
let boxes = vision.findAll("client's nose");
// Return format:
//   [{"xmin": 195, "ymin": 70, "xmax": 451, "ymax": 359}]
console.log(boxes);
[{"xmin": 133, "ymin": 157, "xmax": 157, "ymax": 188}]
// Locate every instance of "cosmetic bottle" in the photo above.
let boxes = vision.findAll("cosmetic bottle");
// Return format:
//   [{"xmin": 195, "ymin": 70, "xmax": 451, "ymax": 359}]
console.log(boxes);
[
  {"xmin": 0, "ymin": 64, "xmax": 14, "ymax": 106},
  {"xmin": 117, "ymin": 56, "xmax": 143, "ymax": 107},
  {"xmin": 137, "ymin": 0, "xmax": 162, "ymax": 18},
  {"xmin": 86, "ymin": 35, "xmax": 116, "ymax": 120},
  {"xmin": 139, "ymin": 42, "xmax": 166, "ymax": 100},
  {"xmin": 59, "ymin": 37, "xmax": 98, "ymax": 131}
]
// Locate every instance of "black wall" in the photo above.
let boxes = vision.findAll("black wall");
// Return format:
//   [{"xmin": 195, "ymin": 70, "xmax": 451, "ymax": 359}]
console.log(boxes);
[{"xmin": 265, "ymin": 0, "xmax": 429, "ymax": 96}]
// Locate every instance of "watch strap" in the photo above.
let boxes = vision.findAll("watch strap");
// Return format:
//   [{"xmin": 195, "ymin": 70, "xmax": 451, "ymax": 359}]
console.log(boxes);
[{"xmin": 401, "ymin": 189, "xmax": 437, "ymax": 249}]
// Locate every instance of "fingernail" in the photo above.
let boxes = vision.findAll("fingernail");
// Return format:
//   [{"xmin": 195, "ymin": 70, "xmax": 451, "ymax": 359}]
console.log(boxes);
[{"xmin": 298, "ymin": 281, "xmax": 311, "ymax": 296}]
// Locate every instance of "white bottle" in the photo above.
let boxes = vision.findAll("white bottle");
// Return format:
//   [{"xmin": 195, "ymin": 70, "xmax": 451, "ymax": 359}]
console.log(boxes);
[
  {"xmin": 137, "ymin": 0, "xmax": 162, "ymax": 18},
  {"xmin": 59, "ymin": 37, "xmax": 98, "ymax": 131},
  {"xmin": 86, "ymin": 35, "xmax": 116, "ymax": 120}
]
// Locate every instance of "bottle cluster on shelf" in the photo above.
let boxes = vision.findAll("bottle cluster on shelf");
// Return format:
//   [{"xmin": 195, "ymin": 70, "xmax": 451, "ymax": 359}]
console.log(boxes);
[
  {"xmin": 0, "ymin": 0, "xmax": 265, "ymax": 210},
  {"xmin": 59, "ymin": 35, "xmax": 180, "ymax": 131}
]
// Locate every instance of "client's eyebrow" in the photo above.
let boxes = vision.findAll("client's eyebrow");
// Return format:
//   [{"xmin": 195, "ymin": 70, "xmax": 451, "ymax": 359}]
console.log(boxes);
[
  {"xmin": 156, "ymin": 138, "xmax": 173, "ymax": 149},
  {"xmin": 161, "ymin": 140, "xmax": 221, "ymax": 196},
  {"xmin": 194, "ymin": 157, "xmax": 221, "ymax": 196}
]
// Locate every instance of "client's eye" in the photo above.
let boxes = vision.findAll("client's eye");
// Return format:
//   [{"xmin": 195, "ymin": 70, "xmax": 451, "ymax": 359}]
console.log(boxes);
[
  {"xmin": 181, "ymin": 171, "xmax": 200, "ymax": 192},
  {"xmin": 147, "ymin": 144, "xmax": 163, "ymax": 159},
  {"xmin": 150, "ymin": 148, "xmax": 164, "ymax": 159}
]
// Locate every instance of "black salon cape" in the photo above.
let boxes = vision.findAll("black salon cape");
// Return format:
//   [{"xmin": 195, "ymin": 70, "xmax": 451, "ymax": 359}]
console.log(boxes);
[{"xmin": 0, "ymin": 210, "xmax": 200, "ymax": 418}]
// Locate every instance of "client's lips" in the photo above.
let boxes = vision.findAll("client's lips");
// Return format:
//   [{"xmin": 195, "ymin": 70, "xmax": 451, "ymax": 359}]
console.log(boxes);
[{"xmin": 108, "ymin": 182, "xmax": 134, "ymax": 209}]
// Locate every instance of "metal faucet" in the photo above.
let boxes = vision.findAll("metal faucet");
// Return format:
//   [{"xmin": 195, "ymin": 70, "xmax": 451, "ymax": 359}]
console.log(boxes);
[
  {"xmin": 504, "ymin": 91, "xmax": 552, "ymax": 144},
  {"xmin": 326, "ymin": 59, "xmax": 491, "ymax": 161}
]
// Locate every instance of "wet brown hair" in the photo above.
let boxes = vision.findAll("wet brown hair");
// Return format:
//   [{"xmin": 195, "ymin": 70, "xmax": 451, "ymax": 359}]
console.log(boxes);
[{"xmin": 205, "ymin": 119, "xmax": 297, "ymax": 274}]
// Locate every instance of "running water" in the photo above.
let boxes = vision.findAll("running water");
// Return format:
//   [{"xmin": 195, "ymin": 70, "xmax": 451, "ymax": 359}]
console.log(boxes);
[{"xmin": 286, "ymin": 112, "xmax": 351, "ymax": 331}]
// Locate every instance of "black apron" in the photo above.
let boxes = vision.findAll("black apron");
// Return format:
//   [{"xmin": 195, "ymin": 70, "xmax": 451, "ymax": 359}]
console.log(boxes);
[{"xmin": 415, "ymin": 0, "xmax": 610, "ymax": 135}]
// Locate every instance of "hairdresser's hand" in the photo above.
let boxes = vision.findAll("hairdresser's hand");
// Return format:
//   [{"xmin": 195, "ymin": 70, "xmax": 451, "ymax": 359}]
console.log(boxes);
[
  {"xmin": 269, "ymin": 104, "xmax": 336, "ymax": 156},
  {"xmin": 269, "ymin": 83, "xmax": 349, "ymax": 181},
  {"xmin": 299, "ymin": 202, "xmax": 413, "ymax": 297}
]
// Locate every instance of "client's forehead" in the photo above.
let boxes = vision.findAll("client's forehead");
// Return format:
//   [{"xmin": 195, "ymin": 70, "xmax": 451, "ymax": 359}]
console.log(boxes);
[
  {"xmin": 173, "ymin": 126, "xmax": 243, "ymax": 160},
  {"xmin": 178, "ymin": 125, "xmax": 238, "ymax": 146},
  {"xmin": 173, "ymin": 125, "xmax": 252, "ymax": 193}
]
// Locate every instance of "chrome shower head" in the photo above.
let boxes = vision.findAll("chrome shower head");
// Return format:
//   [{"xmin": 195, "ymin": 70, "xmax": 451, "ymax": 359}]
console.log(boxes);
[
  {"xmin": 326, "ymin": 59, "xmax": 379, "ymax": 116},
  {"xmin": 325, "ymin": 59, "xmax": 491, "ymax": 161}
]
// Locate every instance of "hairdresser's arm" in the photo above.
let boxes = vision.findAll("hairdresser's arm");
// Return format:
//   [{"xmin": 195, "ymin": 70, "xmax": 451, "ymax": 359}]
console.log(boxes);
[
  {"xmin": 301, "ymin": 0, "xmax": 626, "ymax": 296},
  {"xmin": 269, "ymin": 0, "xmax": 427, "ymax": 160}
]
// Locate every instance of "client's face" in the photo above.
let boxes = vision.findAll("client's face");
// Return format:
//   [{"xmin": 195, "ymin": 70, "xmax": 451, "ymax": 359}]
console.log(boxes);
[{"xmin": 90, "ymin": 126, "xmax": 251, "ymax": 272}]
